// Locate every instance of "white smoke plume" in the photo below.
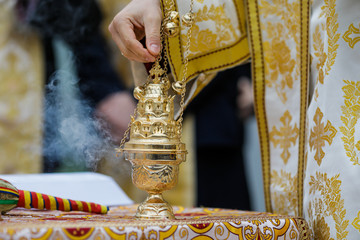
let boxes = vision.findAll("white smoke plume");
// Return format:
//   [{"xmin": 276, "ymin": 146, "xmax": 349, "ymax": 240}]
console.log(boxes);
[{"xmin": 43, "ymin": 42, "xmax": 117, "ymax": 172}]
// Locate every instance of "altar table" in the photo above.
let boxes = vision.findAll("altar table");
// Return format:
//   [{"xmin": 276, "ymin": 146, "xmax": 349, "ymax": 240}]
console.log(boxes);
[{"xmin": 0, "ymin": 205, "xmax": 309, "ymax": 239}]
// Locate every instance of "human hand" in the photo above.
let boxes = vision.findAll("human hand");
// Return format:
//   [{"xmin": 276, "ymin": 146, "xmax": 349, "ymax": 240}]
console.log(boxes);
[
  {"xmin": 237, "ymin": 77, "xmax": 254, "ymax": 119},
  {"xmin": 108, "ymin": 0, "xmax": 162, "ymax": 63},
  {"xmin": 95, "ymin": 92, "xmax": 136, "ymax": 143}
]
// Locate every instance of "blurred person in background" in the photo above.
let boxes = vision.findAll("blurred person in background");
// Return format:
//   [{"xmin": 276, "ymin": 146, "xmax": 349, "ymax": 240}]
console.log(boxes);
[
  {"xmin": 0, "ymin": 0, "xmax": 135, "ymax": 174},
  {"xmin": 187, "ymin": 63, "xmax": 253, "ymax": 210},
  {"xmin": 28, "ymin": 0, "xmax": 136, "ymax": 172}
]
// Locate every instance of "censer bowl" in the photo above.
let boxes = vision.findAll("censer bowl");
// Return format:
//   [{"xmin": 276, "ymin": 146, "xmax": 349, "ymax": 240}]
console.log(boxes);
[{"xmin": 124, "ymin": 148, "xmax": 186, "ymax": 219}]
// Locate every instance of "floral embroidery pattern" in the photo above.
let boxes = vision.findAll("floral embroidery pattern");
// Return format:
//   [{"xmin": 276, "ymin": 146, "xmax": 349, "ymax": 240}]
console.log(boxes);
[
  {"xmin": 312, "ymin": 24, "xmax": 326, "ymax": 99},
  {"xmin": 263, "ymin": 23, "xmax": 296, "ymax": 103},
  {"xmin": 323, "ymin": 0, "xmax": 340, "ymax": 75},
  {"xmin": 308, "ymin": 172, "xmax": 349, "ymax": 240},
  {"xmin": 309, "ymin": 107, "xmax": 337, "ymax": 166},
  {"xmin": 260, "ymin": 0, "xmax": 300, "ymax": 45},
  {"xmin": 311, "ymin": 0, "xmax": 339, "ymax": 99},
  {"xmin": 339, "ymin": 80, "xmax": 360, "ymax": 165},
  {"xmin": 269, "ymin": 111, "xmax": 299, "ymax": 164},
  {"xmin": 271, "ymin": 170, "xmax": 297, "ymax": 216},
  {"xmin": 343, "ymin": 23, "xmax": 360, "ymax": 48},
  {"xmin": 260, "ymin": 0, "xmax": 300, "ymax": 103},
  {"xmin": 182, "ymin": 4, "xmax": 239, "ymax": 57},
  {"xmin": 307, "ymin": 206, "xmax": 332, "ymax": 240}
]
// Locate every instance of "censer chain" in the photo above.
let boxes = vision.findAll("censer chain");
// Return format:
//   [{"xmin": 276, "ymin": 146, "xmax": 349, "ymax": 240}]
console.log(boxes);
[{"xmin": 173, "ymin": 0, "xmax": 194, "ymax": 133}]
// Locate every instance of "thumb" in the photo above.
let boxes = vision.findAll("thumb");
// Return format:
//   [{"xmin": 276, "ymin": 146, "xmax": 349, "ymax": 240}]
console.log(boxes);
[{"xmin": 144, "ymin": 13, "xmax": 162, "ymax": 56}]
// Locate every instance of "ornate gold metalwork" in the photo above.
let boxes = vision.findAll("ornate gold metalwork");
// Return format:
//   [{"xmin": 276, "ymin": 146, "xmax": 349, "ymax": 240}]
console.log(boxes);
[
  {"xmin": 169, "ymin": 11, "xmax": 180, "ymax": 23},
  {"xmin": 172, "ymin": 81, "xmax": 185, "ymax": 94},
  {"xmin": 181, "ymin": 13, "xmax": 194, "ymax": 27},
  {"xmin": 118, "ymin": 0, "xmax": 195, "ymax": 219},
  {"xmin": 120, "ymin": 60, "xmax": 187, "ymax": 219},
  {"xmin": 164, "ymin": 11, "xmax": 180, "ymax": 37},
  {"xmin": 164, "ymin": 22, "xmax": 179, "ymax": 37}
]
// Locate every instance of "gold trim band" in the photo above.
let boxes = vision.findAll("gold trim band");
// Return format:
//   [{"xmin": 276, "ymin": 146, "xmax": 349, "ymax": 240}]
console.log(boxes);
[
  {"xmin": 297, "ymin": 0, "xmax": 311, "ymax": 217},
  {"xmin": 245, "ymin": 0, "xmax": 272, "ymax": 212}
]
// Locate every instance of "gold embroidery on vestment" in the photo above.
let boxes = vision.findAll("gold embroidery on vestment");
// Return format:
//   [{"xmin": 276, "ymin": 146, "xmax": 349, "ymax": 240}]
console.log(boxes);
[
  {"xmin": 308, "ymin": 172, "xmax": 349, "ymax": 240},
  {"xmin": 247, "ymin": 0, "xmax": 310, "ymax": 215},
  {"xmin": 309, "ymin": 107, "xmax": 337, "ymax": 166},
  {"xmin": 312, "ymin": 24, "xmax": 326, "ymax": 99},
  {"xmin": 260, "ymin": 0, "xmax": 300, "ymax": 103},
  {"xmin": 311, "ymin": 0, "xmax": 339, "ymax": 100},
  {"xmin": 352, "ymin": 211, "xmax": 360, "ymax": 233},
  {"xmin": 271, "ymin": 170, "xmax": 297, "ymax": 216},
  {"xmin": 339, "ymin": 80, "xmax": 360, "ymax": 165},
  {"xmin": 246, "ymin": 0, "xmax": 272, "ymax": 212},
  {"xmin": 0, "ymin": 30, "xmax": 43, "ymax": 173},
  {"xmin": 270, "ymin": 111, "xmax": 299, "ymax": 165},
  {"xmin": 181, "ymin": 4, "xmax": 238, "ymax": 57},
  {"xmin": 307, "ymin": 208, "xmax": 333, "ymax": 240},
  {"xmin": 343, "ymin": 23, "xmax": 360, "ymax": 48},
  {"xmin": 323, "ymin": 0, "xmax": 340, "ymax": 75}
]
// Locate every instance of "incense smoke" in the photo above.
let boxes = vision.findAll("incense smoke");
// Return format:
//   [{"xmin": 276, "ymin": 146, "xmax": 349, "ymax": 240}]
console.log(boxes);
[
  {"xmin": 42, "ymin": 48, "xmax": 116, "ymax": 172},
  {"xmin": 26, "ymin": 0, "xmax": 124, "ymax": 172}
]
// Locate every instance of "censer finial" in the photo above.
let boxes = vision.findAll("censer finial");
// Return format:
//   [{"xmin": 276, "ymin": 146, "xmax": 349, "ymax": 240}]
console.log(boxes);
[{"xmin": 119, "ymin": 58, "xmax": 187, "ymax": 219}]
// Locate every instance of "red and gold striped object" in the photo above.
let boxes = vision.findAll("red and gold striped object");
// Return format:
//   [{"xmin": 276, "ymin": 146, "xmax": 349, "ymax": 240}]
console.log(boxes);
[{"xmin": 0, "ymin": 178, "xmax": 108, "ymax": 215}]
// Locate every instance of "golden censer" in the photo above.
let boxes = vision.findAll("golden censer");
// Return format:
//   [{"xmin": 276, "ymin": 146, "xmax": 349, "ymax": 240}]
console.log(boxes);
[
  {"xmin": 118, "ymin": 60, "xmax": 187, "ymax": 219},
  {"xmin": 117, "ymin": 0, "xmax": 195, "ymax": 219}
]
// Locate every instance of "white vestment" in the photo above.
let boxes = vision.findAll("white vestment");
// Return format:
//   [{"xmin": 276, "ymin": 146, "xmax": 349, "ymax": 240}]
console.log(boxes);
[{"xmin": 164, "ymin": 0, "xmax": 360, "ymax": 238}]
